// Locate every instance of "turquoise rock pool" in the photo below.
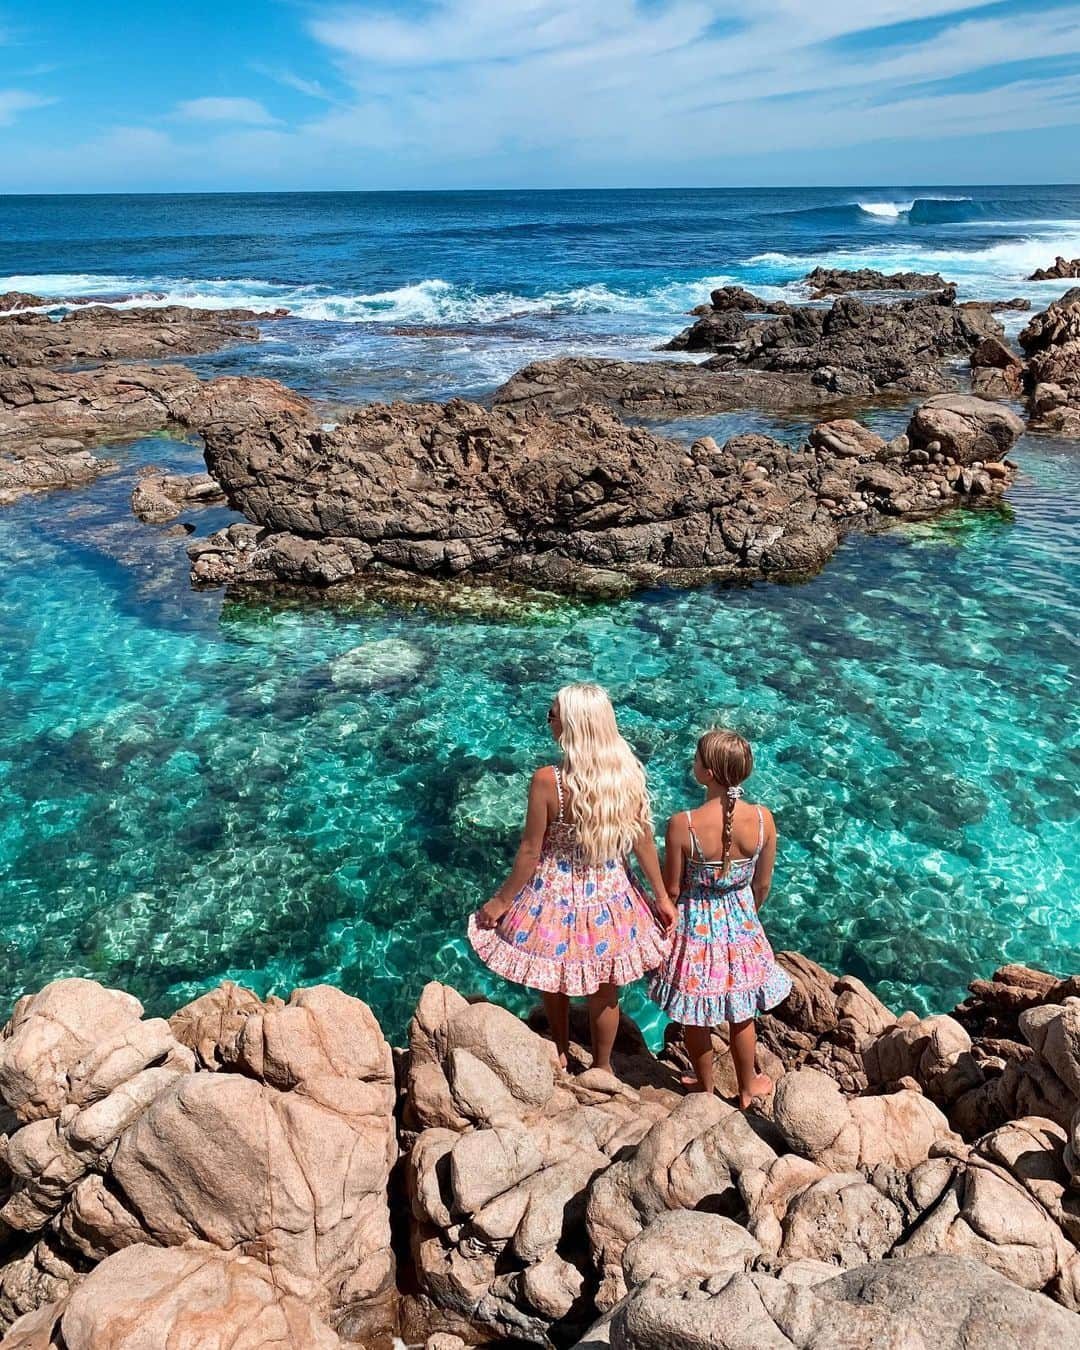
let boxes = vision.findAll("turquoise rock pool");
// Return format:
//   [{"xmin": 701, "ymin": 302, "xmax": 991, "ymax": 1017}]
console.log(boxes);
[{"xmin": 1, "ymin": 405, "xmax": 1076, "ymax": 1046}]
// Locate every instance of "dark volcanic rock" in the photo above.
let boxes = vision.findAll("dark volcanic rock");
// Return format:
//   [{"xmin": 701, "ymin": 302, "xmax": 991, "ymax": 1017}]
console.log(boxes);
[
  {"xmin": 958, "ymin": 297, "xmax": 1031, "ymax": 313},
  {"xmin": 528, "ymin": 288, "xmax": 1003, "ymax": 418},
  {"xmin": 804, "ymin": 266, "xmax": 948, "ymax": 297},
  {"xmin": 1028, "ymin": 256, "xmax": 1080, "ymax": 281},
  {"xmin": 1019, "ymin": 287, "xmax": 1080, "ymax": 435},
  {"xmin": 0, "ymin": 303, "xmax": 285, "ymax": 369},
  {"xmin": 0, "ymin": 292, "xmax": 48, "ymax": 313},
  {"xmin": 185, "ymin": 381, "xmax": 1021, "ymax": 597}
]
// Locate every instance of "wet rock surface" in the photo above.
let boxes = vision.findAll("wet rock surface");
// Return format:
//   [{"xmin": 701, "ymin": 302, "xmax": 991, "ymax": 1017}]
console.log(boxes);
[{"xmin": 5, "ymin": 957, "xmax": 1080, "ymax": 1346}]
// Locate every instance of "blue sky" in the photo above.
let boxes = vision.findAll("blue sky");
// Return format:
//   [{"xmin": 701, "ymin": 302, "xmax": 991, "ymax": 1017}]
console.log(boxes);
[{"xmin": 1, "ymin": 0, "xmax": 1079, "ymax": 192}]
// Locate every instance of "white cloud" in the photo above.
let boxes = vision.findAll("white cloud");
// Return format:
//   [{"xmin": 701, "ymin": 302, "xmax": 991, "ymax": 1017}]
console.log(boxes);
[
  {"xmin": 299, "ymin": 0, "xmax": 1080, "ymax": 173},
  {"xmin": 173, "ymin": 96, "xmax": 278, "ymax": 124},
  {"xmin": 0, "ymin": 89, "xmax": 53, "ymax": 125}
]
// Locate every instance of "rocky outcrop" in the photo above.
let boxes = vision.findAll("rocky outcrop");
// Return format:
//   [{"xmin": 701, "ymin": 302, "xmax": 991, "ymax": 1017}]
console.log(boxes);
[
  {"xmin": 803, "ymin": 266, "xmax": 947, "ymax": 297},
  {"xmin": 504, "ymin": 287, "xmax": 1002, "ymax": 416},
  {"xmin": 1028, "ymin": 257, "xmax": 1080, "ymax": 281},
  {"xmin": 0, "ymin": 979, "xmax": 396, "ymax": 1345},
  {"xmin": 130, "ymin": 468, "xmax": 225, "ymax": 523},
  {"xmin": 0, "ymin": 304, "xmax": 284, "ymax": 370},
  {"xmin": 1019, "ymin": 287, "xmax": 1080, "ymax": 436},
  {"xmin": 6, "ymin": 959, "xmax": 1080, "ymax": 1346},
  {"xmin": 0, "ymin": 365, "xmax": 301, "ymax": 506},
  {"xmin": 401, "ymin": 982, "xmax": 677, "ymax": 1345},
  {"xmin": 970, "ymin": 336, "xmax": 1025, "ymax": 399},
  {"xmin": 182, "ymin": 384, "xmax": 1021, "ymax": 598}
]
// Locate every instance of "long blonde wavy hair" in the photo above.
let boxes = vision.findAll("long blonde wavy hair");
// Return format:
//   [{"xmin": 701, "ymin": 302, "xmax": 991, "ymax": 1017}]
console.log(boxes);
[{"xmin": 554, "ymin": 683, "xmax": 651, "ymax": 864}]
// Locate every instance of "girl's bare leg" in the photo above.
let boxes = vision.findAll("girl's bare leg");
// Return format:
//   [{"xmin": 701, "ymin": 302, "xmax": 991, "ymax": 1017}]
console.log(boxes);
[
  {"xmin": 541, "ymin": 991, "xmax": 570, "ymax": 1069},
  {"xmin": 682, "ymin": 1024, "xmax": 715, "ymax": 1093},
  {"xmin": 587, "ymin": 982, "xmax": 620, "ymax": 1072},
  {"xmin": 729, "ymin": 1018, "xmax": 772, "ymax": 1108}
]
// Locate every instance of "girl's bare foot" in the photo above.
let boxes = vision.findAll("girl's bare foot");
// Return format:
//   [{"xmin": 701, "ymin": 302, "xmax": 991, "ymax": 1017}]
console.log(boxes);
[
  {"xmin": 680, "ymin": 1073, "xmax": 709, "ymax": 1092},
  {"xmin": 738, "ymin": 1073, "xmax": 773, "ymax": 1109}
]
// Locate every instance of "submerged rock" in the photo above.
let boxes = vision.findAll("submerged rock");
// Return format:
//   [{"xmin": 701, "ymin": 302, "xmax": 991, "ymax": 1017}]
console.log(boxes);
[{"xmin": 130, "ymin": 469, "xmax": 225, "ymax": 523}]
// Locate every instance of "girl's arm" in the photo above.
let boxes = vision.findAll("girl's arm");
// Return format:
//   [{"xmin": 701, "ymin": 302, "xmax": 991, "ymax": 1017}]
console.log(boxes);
[
  {"xmin": 663, "ymin": 813, "xmax": 687, "ymax": 902},
  {"xmin": 751, "ymin": 807, "xmax": 777, "ymax": 911},
  {"xmin": 632, "ymin": 828, "xmax": 677, "ymax": 932},
  {"xmin": 475, "ymin": 769, "xmax": 551, "ymax": 928}
]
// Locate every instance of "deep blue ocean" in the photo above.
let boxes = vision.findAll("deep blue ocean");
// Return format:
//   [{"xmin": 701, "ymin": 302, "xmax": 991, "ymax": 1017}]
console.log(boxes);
[{"xmin": 1, "ymin": 186, "xmax": 1077, "ymax": 1042}]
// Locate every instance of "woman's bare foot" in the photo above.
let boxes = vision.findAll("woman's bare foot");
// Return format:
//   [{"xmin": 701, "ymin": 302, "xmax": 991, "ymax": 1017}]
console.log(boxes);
[
  {"xmin": 738, "ymin": 1073, "xmax": 773, "ymax": 1109},
  {"xmin": 680, "ymin": 1073, "xmax": 709, "ymax": 1092}
]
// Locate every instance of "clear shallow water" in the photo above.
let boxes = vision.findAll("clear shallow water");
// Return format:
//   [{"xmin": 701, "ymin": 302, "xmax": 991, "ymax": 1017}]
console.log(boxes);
[{"xmin": 0, "ymin": 187, "xmax": 1078, "ymax": 1042}]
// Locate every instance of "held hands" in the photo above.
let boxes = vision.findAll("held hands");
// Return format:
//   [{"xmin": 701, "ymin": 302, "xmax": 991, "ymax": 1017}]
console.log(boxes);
[
  {"xmin": 655, "ymin": 894, "xmax": 678, "ymax": 934},
  {"xmin": 476, "ymin": 894, "xmax": 512, "ymax": 930}
]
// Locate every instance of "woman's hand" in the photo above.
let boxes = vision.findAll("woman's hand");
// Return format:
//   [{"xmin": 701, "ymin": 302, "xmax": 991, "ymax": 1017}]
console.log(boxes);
[
  {"xmin": 655, "ymin": 895, "xmax": 678, "ymax": 934},
  {"xmin": 476, "ymin": 895, "xmax": 512, "ymax": 930}
]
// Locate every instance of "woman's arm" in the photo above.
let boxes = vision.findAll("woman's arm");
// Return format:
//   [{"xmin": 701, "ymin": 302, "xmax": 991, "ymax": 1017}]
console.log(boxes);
[
  {"xmin": 475, "ymin": 769, "xmax": 551, "ymax": 928},
  {"xmin": 751, "ymin": 807, "xmax": 777, "ymax": 911},
  {"xmin": 632, "ymin": 828, "xmax": 677, "ymax": 932}
]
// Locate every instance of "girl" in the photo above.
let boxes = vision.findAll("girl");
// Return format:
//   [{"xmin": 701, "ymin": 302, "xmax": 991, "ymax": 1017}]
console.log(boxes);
[
  {"xmin": 649, "ymin": 729, "xmax": 791, "ymax": 1106},
  {"xmin": 469, "ymin": 683, "xmax": 675, "ymax": 1073}
]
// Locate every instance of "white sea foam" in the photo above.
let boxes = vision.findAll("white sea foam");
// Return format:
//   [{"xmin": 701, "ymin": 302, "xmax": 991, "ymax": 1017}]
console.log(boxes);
[
  {"xmin": 854, "ymin": 195, "xmax": 972, "ymax": 221},
  {"xmin": 857, "ymin": 200, "xmax": 916, "ymax": 219},
  {"xmin": 0, "ymin": 271, "xmax": 736, "ymax": 324}
]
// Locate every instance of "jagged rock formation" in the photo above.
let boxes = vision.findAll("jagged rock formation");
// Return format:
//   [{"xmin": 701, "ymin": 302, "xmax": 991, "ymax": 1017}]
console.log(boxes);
[
  {"xmin": 1029, "ymin": 257, "xmax": 1080, "ymax": 281},
  {"xmin": 1019, "ymin": 287, "xmax": 1080, "ymax": 436},
  {"xmin": 0, "ymin": 302, "xmax": 284, "ymax": 506},
  {"xmin": 500, "ymin": 286, "xmax": 1002, "ymax": 416},
  {"xmin": 803, "ymin": 266, "xmax": 947, "ymax": 297},
  {"xmin": 6, "ymin": 958, "xmax": 1080, "ymax": 1347},
  {"xmin": 183, "ymin": 383, "xmax": 1021, "ymax": 597}
]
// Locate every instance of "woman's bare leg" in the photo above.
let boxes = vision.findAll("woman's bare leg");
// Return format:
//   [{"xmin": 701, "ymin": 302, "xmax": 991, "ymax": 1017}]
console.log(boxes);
[
  {"xmin": 729, "ymin": 1018, "xmax": 772, "ymax": 1108},
  {"xmin": 541, "ymin": 991, "xmax": 570, "ymax": 1069},
  {"xmin": 587, "ymin": 982, "xmax": 620, "ymax": 1072},
  {"xmin": 682, "ymin": 1024, "xmax": 715, "ymax": 1093}
]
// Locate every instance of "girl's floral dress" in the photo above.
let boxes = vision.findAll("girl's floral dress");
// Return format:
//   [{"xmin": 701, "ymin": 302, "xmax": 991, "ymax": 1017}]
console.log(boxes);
[
  {"xmin": 649, "ymin": 806, "xmax": 792, "ymax": 1025},
  {"xmin": 468, "ymin": 767, "xmax": 668, "ymax": 995}
]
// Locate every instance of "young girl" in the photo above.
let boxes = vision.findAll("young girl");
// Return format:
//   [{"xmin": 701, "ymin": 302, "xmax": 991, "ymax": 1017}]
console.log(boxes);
[
  {"xmin": 469, "ymin": 683, "xmax": 675, "ymax": 1073},
  {"xmin": 649, "ymin": 729, "xmax": 792, "ymax": 1106}
]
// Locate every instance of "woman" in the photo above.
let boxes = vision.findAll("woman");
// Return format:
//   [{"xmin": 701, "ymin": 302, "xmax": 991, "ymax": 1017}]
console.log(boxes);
[{"xmin": 469, "ymin": 682, "xmax": 674, "ymax": 1072}]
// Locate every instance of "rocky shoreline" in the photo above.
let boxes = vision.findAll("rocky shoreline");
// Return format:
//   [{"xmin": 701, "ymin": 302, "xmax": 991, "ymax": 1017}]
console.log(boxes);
[
  {"xmin": 3, "ymin": 956, "xmax": 1080, "ymax": 1348},
  {"xmin": 0, "ymin": 280, "xmax": 1077, "ymax": 602}
]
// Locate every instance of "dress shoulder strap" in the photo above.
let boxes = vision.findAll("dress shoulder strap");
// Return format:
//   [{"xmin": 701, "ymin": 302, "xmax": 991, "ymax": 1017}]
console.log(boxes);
[
  {"xmin": 685, "ymin": 810, "xmax": 702, "ymax": 860},
  {"xmin": 553, "ymin": 765, "xmax": 565, "ymax": 822},
  {"xmin": 753, "ymin": 805, "xmax": 765, "ymax": 857}
]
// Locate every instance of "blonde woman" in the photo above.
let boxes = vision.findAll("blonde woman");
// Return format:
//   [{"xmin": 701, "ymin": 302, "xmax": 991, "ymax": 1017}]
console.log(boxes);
[{"xmin": 469, "ymin": 683, "xmax": 675, "ymax": 1072}]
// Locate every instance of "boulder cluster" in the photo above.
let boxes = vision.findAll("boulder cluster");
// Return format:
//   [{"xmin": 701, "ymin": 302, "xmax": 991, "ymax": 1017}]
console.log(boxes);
[
  {"xmin": 4, "ymin": 956, "xmax": 1080, "ymax": 1348},
  {"xmin": 185, "ymin": 385, "xmax": 1021, "ymax": 597},
  {"xmin": 1017, "ymin": 287, "xmax": 1080, "ymax": 436}
]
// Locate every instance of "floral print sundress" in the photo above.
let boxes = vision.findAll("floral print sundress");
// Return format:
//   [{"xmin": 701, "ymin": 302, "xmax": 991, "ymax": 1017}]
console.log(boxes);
[
  {"xmin": 649, "ymin": 806, "xmax": 792, "ymax": 1025},
  {"xmin": 468, "ymin": 766, "xmax": 669, "ymax": 995}
]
